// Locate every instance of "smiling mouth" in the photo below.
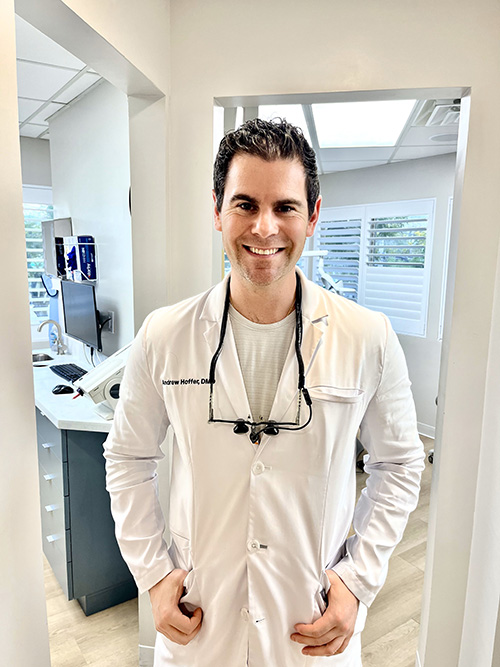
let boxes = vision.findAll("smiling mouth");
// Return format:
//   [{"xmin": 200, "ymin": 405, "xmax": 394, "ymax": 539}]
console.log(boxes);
[{"xmin": 244, "ymin": 246, "xmax": 283, "ymax": 256}]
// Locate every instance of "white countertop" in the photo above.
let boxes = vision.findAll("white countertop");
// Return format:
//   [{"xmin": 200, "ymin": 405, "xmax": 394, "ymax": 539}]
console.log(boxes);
[{"xmin": 33, "ymin": 351, "xmax": 112, "ymax": 433}]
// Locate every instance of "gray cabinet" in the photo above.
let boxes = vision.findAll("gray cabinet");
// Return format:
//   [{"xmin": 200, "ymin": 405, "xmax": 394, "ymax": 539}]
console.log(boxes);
[{"xmin": 36, "ymin": 408, "xmax": 136, "ymax": 615}]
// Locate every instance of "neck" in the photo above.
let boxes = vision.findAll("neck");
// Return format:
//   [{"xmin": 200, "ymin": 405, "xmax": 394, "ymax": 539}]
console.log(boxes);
[{"xmin": 229, "ymin": 272, "xmax": 297, "ymax": 324}]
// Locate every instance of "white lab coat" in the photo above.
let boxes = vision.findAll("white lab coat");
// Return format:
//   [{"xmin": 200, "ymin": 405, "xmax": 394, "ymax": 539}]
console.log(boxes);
[{"xmin": 104, "ymin": 270, "xmax": 425, "ymax": 666}]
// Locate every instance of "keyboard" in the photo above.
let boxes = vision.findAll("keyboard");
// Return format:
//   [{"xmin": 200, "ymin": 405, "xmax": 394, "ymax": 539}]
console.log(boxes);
[{"xmin": 50, "ymin": 363, "xmax": 87, "ymax": 383}]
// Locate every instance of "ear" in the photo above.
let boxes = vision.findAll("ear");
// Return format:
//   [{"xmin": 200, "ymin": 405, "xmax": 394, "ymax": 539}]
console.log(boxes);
[
  {"xmin": 306, "ymin": 196, "xmax": 322, "ymax": 237},
  {"xmin": 213, "ymin": 190, "xmax": 222, "ymax": 232}
]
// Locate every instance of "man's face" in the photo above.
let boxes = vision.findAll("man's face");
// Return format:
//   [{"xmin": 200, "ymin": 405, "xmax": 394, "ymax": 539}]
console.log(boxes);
[{"xmin": 213, "ymin": 154, "xmax": 320, "ymax": 289}]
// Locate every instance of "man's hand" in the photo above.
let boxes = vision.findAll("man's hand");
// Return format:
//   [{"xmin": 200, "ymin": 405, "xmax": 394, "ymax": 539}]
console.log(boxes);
[
  {"xmin": 291, "ymin": 570, "xmax": 359, "ymax": 657},
  {"xmin": 149, "ymin": 569, "xmax": 203, "ymax": 645}
]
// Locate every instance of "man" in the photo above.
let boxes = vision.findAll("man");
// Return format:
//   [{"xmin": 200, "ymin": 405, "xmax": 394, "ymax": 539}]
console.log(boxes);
[{"xmin": 104, "ymin": 118, "xmax": 425, "ymax": 666}]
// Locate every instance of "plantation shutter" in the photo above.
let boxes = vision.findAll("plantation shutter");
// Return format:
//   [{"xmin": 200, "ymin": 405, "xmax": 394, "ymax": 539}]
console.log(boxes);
[
  {"xmin": 361, "ymin": 200, "xmax": 434, "ymax": 335},
  {"xmin": 309, "ymin": 200, "xmax": 434, "ymax": 336},
  {"xmin": 22, "ymin": 187, "xmax": 54, "ymax": 326},
  {"xmin": 314, "ymin": 206, "xmax": 364, "ymax": 301}
]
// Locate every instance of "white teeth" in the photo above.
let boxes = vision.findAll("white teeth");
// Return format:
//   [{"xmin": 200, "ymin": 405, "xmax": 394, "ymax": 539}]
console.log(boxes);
[{"xmin": 249, "ymin": 247, "xmax": 280, "ymax": 255}]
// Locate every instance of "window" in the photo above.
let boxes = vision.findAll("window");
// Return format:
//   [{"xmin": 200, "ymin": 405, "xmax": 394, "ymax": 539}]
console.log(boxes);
[
  {"xmin": 22, "ymin": 186, "xmax": 54, "ymax": 327},
  {"xmin": 307, "ymin": 199, "xmax": 435, "ymax": 336}
]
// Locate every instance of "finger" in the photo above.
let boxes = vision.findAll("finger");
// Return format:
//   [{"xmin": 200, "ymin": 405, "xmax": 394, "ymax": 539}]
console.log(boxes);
[
  {"xmin": 158, "ymin": 609, "xmax": 203, "ymax": 645},
  {"xmin": 159, "ymin": 623, "xmax": 201, "ymax": 646},
  {"xmin": 168, "ymin": 605, "xmax": 203, "ymax": 634},
  {"xmin": 335, "ymin": 636, "xmax": 350, "ymax": 654},
  {"xmin": 302, "ymin": 635, "xmax": 345, "ymax": 657},
  {"xmin": 294, "ymin": 614, "xmax": 336, "ymax": 639},
  {"xmin": 291, "ymin": 629, "xmax": 337, "ymax": 646}
]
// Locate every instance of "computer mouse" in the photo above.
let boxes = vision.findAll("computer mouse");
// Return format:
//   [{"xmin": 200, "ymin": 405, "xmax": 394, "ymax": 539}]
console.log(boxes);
[{"xmin": 52, "ymin": 384, "xmax": 74, "ymax": 395}]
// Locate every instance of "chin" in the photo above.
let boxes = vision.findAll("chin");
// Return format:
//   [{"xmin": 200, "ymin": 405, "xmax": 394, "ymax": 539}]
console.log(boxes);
[{"xmin": 243, "ymin": 266, "xmax": 294, "ymax": 289}]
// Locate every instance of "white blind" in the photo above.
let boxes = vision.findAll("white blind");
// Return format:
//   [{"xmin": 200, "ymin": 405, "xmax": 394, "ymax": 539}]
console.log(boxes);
[
  {"xmin": 367, "ymin": 217, "xmax": 427, "ymax": 268},
  {"xmin": 362, "ymin": 201, "xmax": 434, "ymax": 335},
  {"xmin": 314, "ymin": 211, "xmax": 363, "ymax": 301},
  {"xmin": 308, "ymin": 200, "xmax": 435, "ymax": 336},
  {"xmin": 363, "ymin": 266, "xmax": 426, "ymax": 333},
  {"xmin": 24, "ymin": 202, "xmax": 54, "ymax": 322}
]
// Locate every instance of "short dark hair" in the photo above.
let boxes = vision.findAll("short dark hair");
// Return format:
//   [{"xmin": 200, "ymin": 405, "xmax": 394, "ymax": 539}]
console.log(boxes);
[{"xmin": 213, "ymin": 118, "xmax": 320, "ymax": 218}]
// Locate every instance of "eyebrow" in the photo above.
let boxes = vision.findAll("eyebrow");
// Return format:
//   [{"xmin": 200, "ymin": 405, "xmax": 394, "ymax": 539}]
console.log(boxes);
[
  {"xmin": 229, "ymin": 193, "xmax": 305, "ymax": 208},
  {"xmin": 229, "ymin": 193, "xmax": 259, "ymax": 206}
]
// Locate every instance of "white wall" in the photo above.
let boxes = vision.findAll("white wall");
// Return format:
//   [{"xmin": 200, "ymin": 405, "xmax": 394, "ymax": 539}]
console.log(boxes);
[
  {"xmin": 456, "ymin": 239, "xmax": 500, "ymax": 665},
  {"xmin": 319, "ymin": 153, "xmax": 456, "ymax": 434},
  {"xmin": 20, "ymin": 136, "xmax": 52, "ymax": 186},
  {"xmin": 0, "ymin": 1, "xmax": 50, "ymax": 664},
  {"xmin": 167, "ymin": 2, "xmax": 500, "ymax": 666},
  {"xmin": 49, "ymin": 79, "xmax": 134, "ymax": 355},
  {"xmin": 61, "ymin": 0, "xmax": 169, "ymax": 94}
]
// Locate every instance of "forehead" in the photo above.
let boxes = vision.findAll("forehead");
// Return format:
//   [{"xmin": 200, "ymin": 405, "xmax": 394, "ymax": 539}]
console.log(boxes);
[{"xmin": 224, "ymin": 154, "xmax": 307, "ymax": 202}]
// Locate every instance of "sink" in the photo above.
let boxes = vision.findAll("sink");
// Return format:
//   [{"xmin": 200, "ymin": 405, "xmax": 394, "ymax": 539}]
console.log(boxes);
[{"xmin": 32, "ymin": 353, "xmax": 53, "ymax": 363}]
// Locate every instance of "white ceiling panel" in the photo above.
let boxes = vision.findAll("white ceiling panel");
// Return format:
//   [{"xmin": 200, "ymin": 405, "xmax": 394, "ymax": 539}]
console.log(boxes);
[
  {"xmin": 16, "ymin": 60, "xmax": 80, "ymax": 101},
  {"xmin": 19, "ymin": 123, "xmax": 48, "ymax": 139},
  {"xmin": 321, "ymin": 160, "xmax": 389, "ymax": 173},
  {"xmin": 319, "ymin": 146, "xmax": 395, "ymax": 162},
  {"xmin": 53, "ymin": 72, "xmax": 101, "ymax": 103},
  {"xmin": 18, "ymin": 97, "xmax": 43, "ymax": 122},
  {"xmin": 15, "ymin": 15, "xmax": 85, "ymax": 70},
  {"xmin": 393, "ymin": 145, "xmax": 456, "ymax": 160},
  {"xmin": 313, "ymin": 100, "xmax": 416, "ymax": 148},
  {"xmin": 400, "ymin": 125, "xmax": 458, "ymax": 147},
  {"xmin": 29, "ymin": 102, "xmax": 66, "ymax": 126}
]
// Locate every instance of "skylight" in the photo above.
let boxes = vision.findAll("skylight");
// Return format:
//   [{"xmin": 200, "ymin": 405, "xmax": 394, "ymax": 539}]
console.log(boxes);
[
  {"xmin": 258, "ymin": 105, "xmax": 312, "ymax": 144},
  {"xmin": 312, "ymin": 100, "xmax": 417, "ymax": 148}
]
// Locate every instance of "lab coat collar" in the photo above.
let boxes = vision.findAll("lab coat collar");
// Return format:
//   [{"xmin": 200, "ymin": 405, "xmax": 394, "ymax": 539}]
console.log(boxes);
[
  {"xmin": 199, "ymin": 268, "xmax": 329, "ymax": 328},
  {"xmin": 200, "ymin": 268, "xmax": 329, "ymax": 427}
]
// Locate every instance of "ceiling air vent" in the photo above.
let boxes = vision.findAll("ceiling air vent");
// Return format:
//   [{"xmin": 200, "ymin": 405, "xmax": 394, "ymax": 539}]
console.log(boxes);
[{"xmin": 413, "ymin": 99, "xmax": 461, "ymax": 127}]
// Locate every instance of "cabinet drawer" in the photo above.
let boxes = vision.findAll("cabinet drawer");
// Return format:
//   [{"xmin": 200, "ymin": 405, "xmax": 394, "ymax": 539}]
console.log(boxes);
[
  {"xmin": 40, "ymin": 496, "xmax": 66, "ymax": 550},
  {"xmin": 38, "ymin": 441, "xmax": 67, "ymax": 490},
  {"xmin": 44, "ymin": 531, "xmax": 72, "ymax": 600},
  {"xmin": 39, "ymin": 464, "xmax": 70, "ymax": 531},
  {"xmin": 36, "ymin": 410, "xmax": 66, "ymax": 462},
  {"xmin": 38, "ymin": 454, "xmax": 68, "ymax": 496}
]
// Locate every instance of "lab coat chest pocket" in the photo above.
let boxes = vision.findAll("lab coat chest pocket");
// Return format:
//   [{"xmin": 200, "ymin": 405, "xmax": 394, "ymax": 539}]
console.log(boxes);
[
  {"xmin": 307, "ymin": 386, "xmax": 365, "ymax": 424},
  {"xmin": 305, "ymin": 386, "xmax": 365, "ymax": 460},
  {"xmin": 308, "ymin": 386, "xmax": 365, "ymax": 403}
]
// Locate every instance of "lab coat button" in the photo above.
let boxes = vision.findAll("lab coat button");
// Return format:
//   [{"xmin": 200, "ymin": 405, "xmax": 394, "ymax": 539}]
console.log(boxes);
[
  {"xmin": 240, "ymin": 607, "xmax": 250, "ymax": 621},
  {"xmin": 252, "ymin": 461, "xmax": 265, "ymax": 475},
  {"xmin": 247, "ymin": 539, "xmax": 260, "ymax": 552}
]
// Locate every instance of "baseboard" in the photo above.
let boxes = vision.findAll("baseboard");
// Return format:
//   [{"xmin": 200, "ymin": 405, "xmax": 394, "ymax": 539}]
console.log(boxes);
[
  {"xmin": 417, "ymin": 422, "xmax": 435, "ymax": 439},
  {"xmin": 139, "ymin": 644, "xmax": 154, "ymax": 667}
]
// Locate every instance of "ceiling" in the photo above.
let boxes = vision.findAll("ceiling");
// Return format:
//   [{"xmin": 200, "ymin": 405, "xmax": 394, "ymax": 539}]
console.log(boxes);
[
  {"xmin": 258, "ymin": 99, "xmax": 460, "ymax": 174},
  {"xmin": 16, "ymin": 14, "xmax": 102, "ymax": 140},
  {"xmin": 16, "ymin": 15, "xmax": 459, "ymax": 175}
]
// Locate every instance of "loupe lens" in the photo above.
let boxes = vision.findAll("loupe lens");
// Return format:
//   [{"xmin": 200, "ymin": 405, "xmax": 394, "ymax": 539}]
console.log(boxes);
[
  {"xmin": 233, "ymin": 420, "xmax": 249, "ymax": 435},
  {"xmin": 264, "ymin": 424, "xmax": 279, "ymax": 436}
]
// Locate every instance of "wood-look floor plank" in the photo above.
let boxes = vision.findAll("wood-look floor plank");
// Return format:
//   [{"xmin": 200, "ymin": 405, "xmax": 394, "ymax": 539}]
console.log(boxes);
[
  {"xmin": 43, "ymin": 558, "xmax": 138, "ymax": 667},
  {"xmin": 362, "ymin": 618, "xmax": 421, "ymax": 667}
]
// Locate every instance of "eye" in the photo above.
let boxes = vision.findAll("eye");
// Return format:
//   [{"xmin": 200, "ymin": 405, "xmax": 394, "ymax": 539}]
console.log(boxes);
[
  {"xmin": 237, "ymin": 202, "xmax": 254, "ymax": 211},
  {"xmin": 277, "ymin": 204, "xmax": 294, "ymax": 213}
]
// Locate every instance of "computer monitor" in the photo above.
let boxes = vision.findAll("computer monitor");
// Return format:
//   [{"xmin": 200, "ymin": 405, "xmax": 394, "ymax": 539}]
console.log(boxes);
[{"xmin": 60, "ymin": 280, "xmax": 102, "ymax": 351}]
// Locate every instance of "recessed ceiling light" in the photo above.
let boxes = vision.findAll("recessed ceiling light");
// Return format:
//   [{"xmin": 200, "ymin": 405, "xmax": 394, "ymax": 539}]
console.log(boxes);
[
  {"xmin": 430, "ymin": 133, "xmax": 457, "ymax": 142},
  {"xmin": 312, "ymin": 100, "xmax": 417, "ymax": 148}
]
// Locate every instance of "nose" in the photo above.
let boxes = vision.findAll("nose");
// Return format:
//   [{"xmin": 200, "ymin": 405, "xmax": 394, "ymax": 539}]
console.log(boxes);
[{"xmin": 251, "ymin": 208, "xmax": 279, "ymax": 238}]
